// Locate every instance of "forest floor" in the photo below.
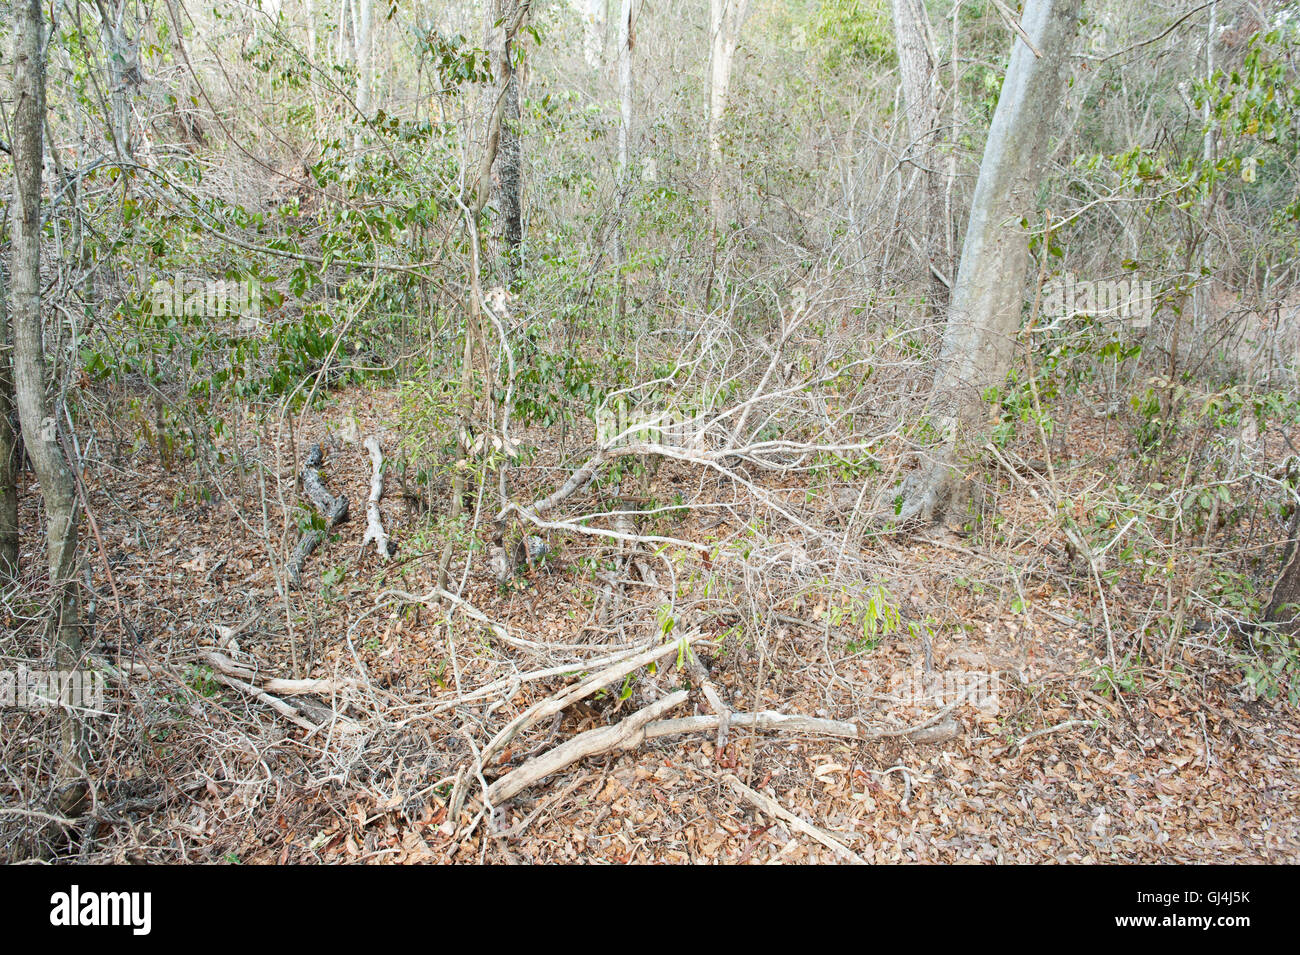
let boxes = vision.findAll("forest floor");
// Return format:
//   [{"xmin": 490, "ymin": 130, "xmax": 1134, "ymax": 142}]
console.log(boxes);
[{"xmin": 7, "ymin": 381, "xmax": 1300, "ymax": 864}]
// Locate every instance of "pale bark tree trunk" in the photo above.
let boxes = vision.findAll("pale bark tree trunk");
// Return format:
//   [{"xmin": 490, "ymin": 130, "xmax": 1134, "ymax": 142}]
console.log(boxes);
[
  {"xmin": 93, "ymin": 0, "xmax": 140, "ymax": 162},
  {"xmin": 337, "ymin": 0, "xmax": 353, "ymax": 66},
  {"xmin": 352, "ymin": 0, "xmax": 373, "ymax": 161},
  {"xmin": 944, "ymin": 0, "xmax": 963, "ymax": 286},
  {"xmin": 1191, "ymin": 1, "xmax": 1218, "ymax": 349},
  {"xmin": 579, "ymin": 0, "xmax": 606, "ymax": 67},
  {"xmin": 617, "ymin": 0, "xmax": 633, "ymax": 183},
  {"xmin": 0, "ymin": 265, "xmax": 18, "ymax": 583},
  {"xmin": 706, "ymin": 0, "xmax": 748, "ymax": 209},
  {"xmin": 615, "ymin": 0, "xmax": 634, "ymax": 321},
  {"xmin": 306, "ymin": 0, "xmax": 318, "ymax": 62},
  {"xmin": 898, "ymin": 0, "xmax": 1080, "ymax": 525},
  {"xmin": 704, "ymin": 0, "xmax": 749, "ymax": 306},
  {"xmin": 12, "ymin": 0, "xmax": 89, "ymax": 814},
  {"xmin": 891, "ymin": 0, "xmax": 947, "ymax": 310}
]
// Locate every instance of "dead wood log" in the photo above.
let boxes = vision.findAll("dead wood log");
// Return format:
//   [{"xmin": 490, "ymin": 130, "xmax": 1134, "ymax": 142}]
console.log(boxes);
[
  {"xmin": 641, "ymin": 711, "xmax": 962, "ymax": 745},
  {"xmin": 201, "ymin": 649, "xmax": 358, "ymax": 697},
  {"xmin": 481, "ymin": 633, "xmax": 705, "ymax": 765},
  {"xmin": 486, "ymin": 690, "xmax": 689, "ymax": 805},
  {"xmin": 288, "ymin": 443, "xmax": 349, "ymax": 587},
  {"xmin": 362, "ymin": 436, "xmax": 395, "ymax": 559},
  {"xmin": 200, "ymin": 650, "xmax": 361, "ymax": 734}
]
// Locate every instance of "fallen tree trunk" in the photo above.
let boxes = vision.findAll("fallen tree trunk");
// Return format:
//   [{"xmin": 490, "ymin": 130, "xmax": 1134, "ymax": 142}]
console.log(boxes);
[{"xmin": 288, "ymin": 443, "xmax": 349, "ymax": 588}]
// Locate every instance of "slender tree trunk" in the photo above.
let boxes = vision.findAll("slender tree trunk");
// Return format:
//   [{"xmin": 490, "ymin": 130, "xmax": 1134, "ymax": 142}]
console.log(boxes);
[
  {"xmin": 944, "ymin": 0, "xmax": 962, "ymax": 286},
  {"xmin": 706, "ymin": 0, "xmax": 749, "ymax": 211},
  {"xmin": 306, "ymin": 0, "xmax": 318, "ymax": 62},
  {"xmin": 12, "ymin": 0, "xmax": 89, "ymax": 814},
  {"xmin": 580, "ymin": 0, "xmax": 607, "ymax": 67},
  {"xmin": 891, "ymin": 0, "xmax": 947, "ymax": 310},
  {"xmin": 704, "ymin": 0, "xmax": 749, "ymax": 306},
  {"xmin": 615, "ymin": 0, "xmax": 634, "ymax": 322},
  {"xmin": 337, "ymin": 0, "xmax": 352, "ymax": 66},
  {"xmin": 1266, "ymin": 510, "xmax": 1300, "ymax": 628},
  {"xmin": 352, "ymin": 0, "xmax": 373, "ymax": 161},
  {"xmin": 93, "ymin": 0, "xmax": 139, "ymax": 162},
  {"xmin": 1192, "ymin": 1, "xmax": 1218, "ymax": 345},
  {"xmin": 0, "ymin": 262, "xmax": 18, "ymax": 584},
  {"xmin": 899, "ymin": 0, "xmax": 1080, "ymax": 525},
  {"xmin": 489, "ymin": 0, "xmax": 526, "ymax": 285}
]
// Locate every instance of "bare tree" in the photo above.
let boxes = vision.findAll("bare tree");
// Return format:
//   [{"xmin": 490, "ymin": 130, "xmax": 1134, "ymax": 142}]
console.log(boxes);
[
  {"xmin": 897, "ymin": 0, "xmax": 1081, "ymax": 525},
  {"xmin": 11, "ymin": 0, "xmax": 89, "ymax": 814}
]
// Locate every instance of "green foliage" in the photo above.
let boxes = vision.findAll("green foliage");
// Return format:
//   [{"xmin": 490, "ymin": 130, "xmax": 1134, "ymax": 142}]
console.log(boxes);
[
  {"xmin": 1243, "ymin": 625, "xmax": 1300, "ymax": 705},
  {"xmin": 1090, "ymin": 654, "xmax": 1143, "ymax": 698},
  {"xmin": 394, "ymin": 375, "xmax": 464, "ymax": 506},
  {"xmin": 982, "ymin": 370, "xmax": 1055, "ymax": 449},
  {"xmin": 185, "ymin": 665, "xmax": 219, "ymax": 699},
  {"xmin": 821, "ymin": 584, "xmax": 901, "ymax": 654},
  {"xmin": 809, "ymin": 0, "xmax": 895, "ymax": 68}
]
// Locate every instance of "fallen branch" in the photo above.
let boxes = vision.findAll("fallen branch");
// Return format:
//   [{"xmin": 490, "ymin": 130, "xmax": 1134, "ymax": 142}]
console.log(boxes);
[
  {"xmin": 207, "ymin": 669, "xmax": 340, "ymax": 734},
  {"xmin": 288, "ymin": 443, "xmax": 350, "ymax": 588},
  {"xmin": 1014, "ymin": 719, "xmax": 1094, "ymax": 751},
  {"xmin": 724, "ymin": 773, "xmax": 867, "ymax": 864},
  {"xmin": 362, "ymin": 436, "xmax": 395, "ymax": 559},
  {"xmin": 642, "ymin": 711, "xmax": 962, "ymax": 744},
  {"xmin": 481, "ymin": 633, "xmax": 704, "ymax": 765},
  {"xmin": 201, "ymin": 650, "xmax": 358, "ymax": 697},
  {"xmin": 486, "ymin": 690, "xmax": 689, "ymax": 805}
]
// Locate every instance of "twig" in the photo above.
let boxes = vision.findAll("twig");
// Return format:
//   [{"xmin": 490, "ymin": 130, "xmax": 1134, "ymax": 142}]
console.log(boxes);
[
  {"xmin": 724, "ymin": 774, "xmax": 867, "ymax": 864},
  {"xmin": 1015, "ymin": 719, "xmax": 1094, "ymax": 751}
]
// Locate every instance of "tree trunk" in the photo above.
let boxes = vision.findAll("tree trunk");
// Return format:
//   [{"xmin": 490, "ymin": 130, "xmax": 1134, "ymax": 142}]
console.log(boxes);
[
  {"xmin": 489, "ymin": 0, "xmax": 526, "ymax": 285},
  {"xmin": 337, "ymin": 0, "xmax": 352, "ymax": 66},
  {"xmin": 891, "ymin": 0, "xmax": 947, "ymax": 310},
  {"xmin": 12, "ymin": 0, "xmax": 89, "ymax": 814},
  {"xmin": 352, "ymin": 0, "xmax": 373, "ymax": 161},
  {"xmin": 706, "ymin": 0, "xmax": 749, "ymax": 192},
  {"xmin": 579, "ymin": 0, "xmax": 606, "ymax": 67},
  {"xmin": 1266, "ymin": 510, "xmax": 1300, "ymax": 628},
  {"xmin": 615, "ymin": 0, "xmax": 634, "ymax": 322},
  {"xmin": 898, "ymin": 0, "xmax": 1080, "ymax": 526},
  {"xmin": 0, "ymin": 262, "xmax": 18, "ymax": 584},
  {"xmin": 93, "ymin": 0, "xmax": 139, "ymax": 162},
  {"xmin": 704, "ymin": 0, "xmax": 749, "ymax": 305}
]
